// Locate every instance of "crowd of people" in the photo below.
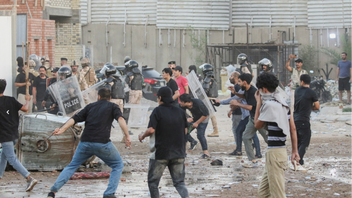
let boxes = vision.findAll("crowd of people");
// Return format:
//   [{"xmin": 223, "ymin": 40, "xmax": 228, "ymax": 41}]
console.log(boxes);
[{"xmin": 0, "ymin": 51, "xmax": 350, "ymax": 198}]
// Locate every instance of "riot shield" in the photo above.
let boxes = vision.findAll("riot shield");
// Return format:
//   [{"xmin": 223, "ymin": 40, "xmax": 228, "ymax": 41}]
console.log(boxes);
[
  {"xmin": 81, "ymin": 80, "xmax": 106, "ymax": 104},
  {"xmin": 47, "ymin": 76, "xmax": 85, "ymax": 116},
  {"xmin": 187, "ymin": 71, "xmax": 215, "ymax": 118}
]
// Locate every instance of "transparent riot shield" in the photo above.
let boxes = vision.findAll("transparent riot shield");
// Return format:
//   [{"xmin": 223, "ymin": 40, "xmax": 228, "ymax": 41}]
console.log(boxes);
[
  {"xmin": 187, "ymin": 71, "xmax": 215, "ymax": 118},
  {"xmin": 81, "ymin": 80, "xmax": 106, "ymax": 105},
  {"xmin": 47, "ymin": 76, "xmax": 85, "ymax": 116}
]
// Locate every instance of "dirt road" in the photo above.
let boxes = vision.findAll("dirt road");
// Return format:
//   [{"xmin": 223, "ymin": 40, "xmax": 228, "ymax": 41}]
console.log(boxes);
[{"xmin": 0, "ymin": 102, "xmax": 351, "ymax": 198}]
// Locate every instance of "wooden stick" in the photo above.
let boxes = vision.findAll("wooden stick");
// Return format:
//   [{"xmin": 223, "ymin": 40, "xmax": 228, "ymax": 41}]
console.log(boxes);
[
  {"xmin": 22, "ymin": 42, "xmax": 24, "ymax": 59},
  {"xmin": 25, "ymin": 41, "xmax": 30, "ymax": 97}
]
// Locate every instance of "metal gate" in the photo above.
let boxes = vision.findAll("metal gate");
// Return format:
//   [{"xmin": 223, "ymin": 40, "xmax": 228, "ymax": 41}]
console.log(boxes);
[{"xmin": 16, "ymin": 14, "xmax": 27, "ymax": 60}]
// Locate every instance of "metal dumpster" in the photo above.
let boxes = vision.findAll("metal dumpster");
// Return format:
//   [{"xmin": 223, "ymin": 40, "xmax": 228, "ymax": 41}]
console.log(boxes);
[{"xmin": 17, "ymin": 113, "xmax": 84, "ymax": 171}]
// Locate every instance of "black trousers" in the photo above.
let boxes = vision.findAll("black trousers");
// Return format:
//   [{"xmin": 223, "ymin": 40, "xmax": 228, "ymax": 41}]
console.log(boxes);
[{"xmin": 295, "ymin": 120, "xmax": 311, "ymax": 165}]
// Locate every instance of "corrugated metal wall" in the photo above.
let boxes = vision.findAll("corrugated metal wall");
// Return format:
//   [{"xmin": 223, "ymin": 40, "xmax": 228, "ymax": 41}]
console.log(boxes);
[
  {"xmin": 232, "ymin": 0, "xmax": 308, "ymax": 27},
  {"xmin": 80, "ymin": 0, "xmax": 351, "ymax": 29},
  {"xmin": 90, "ymin": 0, "xmax": 157, "ymax": 25},
  {"xmin": 307, "ymin": 0, "xmax": 352, "ymax": 29},
  {"xmin": 156, "ymin": 0, "xmax": 230, "ymax": 30},
  {"xmin": 80, "ymin": 0, "xmax": 88, "ymax": 25}
]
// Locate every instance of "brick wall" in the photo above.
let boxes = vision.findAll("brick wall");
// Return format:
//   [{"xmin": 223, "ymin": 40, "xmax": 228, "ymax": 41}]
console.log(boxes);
[
  {"xmin": 55, "ymin": 45, "xmax": 82, "ymax": 68},
  {"xmin": 0, "ymin": 0, "xmax": 44, "ymax": 19},
  {"xmin": 55, "ymin": 21, "xmax": 82, "ymax": 67},
  {"xmin": 47, "ymin": 0, "xmax": 71, "ymax": 8},
  {"xmin": 28, "ymin": 18, "xmax": 56, "ymax": 67}
]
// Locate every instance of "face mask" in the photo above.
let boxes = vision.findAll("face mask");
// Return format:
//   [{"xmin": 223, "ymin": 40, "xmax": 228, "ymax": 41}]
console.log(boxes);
[{"xmin": 259, "ymin": 90, "xmax": 275, "ymax": 101}]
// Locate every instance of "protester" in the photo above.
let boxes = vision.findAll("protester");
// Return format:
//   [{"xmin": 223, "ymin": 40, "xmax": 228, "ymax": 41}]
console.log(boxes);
[
  {"xmin": 180, "ymin": 93, "xmax": 210, "ymax": 159},
  {"xmin": 285, "ymin": 55, "xmax": 308, "ymax": 111},
  {"xmin": 230, "ymin": 73, "xmax": 266, "ymax": 167},
  {"xmin": 139, "ymin": 87, "xmax": 189, "ymax": 198},
  {"xmin": 294, "ymin": 74, "xmax": 320, "ymax": 169},
  {"xmin": 215, "ymin": 72, "xmax": 261, "ymax": 156},
  {"xmin": 0, "ymin": 79, "xmax": 38, "ymax": 192},
  {"xmin": 336, "ymin": 52, "xmax": 351, "ymax": 104},
  {"xmin": 15, "ymin": 64, "xmax": 35, "ymax": 113},
  {"xmin": 253, "ymin": 72, "xmax": 300, "ymax": 198},
  {"xmin": 32, "ymin": 66, "xmax": 48, "ymax": 111},
  {"xmin": 47, "ymin": 88, "xmax": 131, "ymax": 198},
  {"xmin": 174, "ymin": 66, "xmax": 189, "ymax": 102},
  {"xmin": 162, "ymin": 68, "xmax": 180, "ymax": 104}
]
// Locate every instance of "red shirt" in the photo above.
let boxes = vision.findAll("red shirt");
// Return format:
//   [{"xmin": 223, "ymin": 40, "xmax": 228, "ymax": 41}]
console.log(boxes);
[{"xmin": 175, "ymin": 75, "xmax": 188, "ymax": 101}]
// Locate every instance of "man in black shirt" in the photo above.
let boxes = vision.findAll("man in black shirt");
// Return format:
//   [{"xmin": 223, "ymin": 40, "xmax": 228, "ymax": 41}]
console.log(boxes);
[
  {"xmin": 230, "ymin": 73, "xmax": 268, "ymax": 168},
  {"xmin": 15, "ymin": 65, "xmax": 35, "ymax": 113},
  {"xmin": 138, "ymin": 87, "xmax": 189, "ymax": 198},
  {"xmin": 33, "ymin": 66, "xmax": 48, "ymax": 111},
  {"xmin": 47, "ymin": 88, "xmax": 131, "ymax": 198},
  {"xmin": 0, "ymin": 79, "xmax": 38, "ymax": 192},
  {"xmin": 294, "ymin": 74, "xmax": 320, "ymax": 167},
  {"xmin": 180, "ymin": 94, "xmax": 210, "ymax": 159},
  {"xmin": 162, "ymin": 68, "xmax": 180, "ymax": 104}
]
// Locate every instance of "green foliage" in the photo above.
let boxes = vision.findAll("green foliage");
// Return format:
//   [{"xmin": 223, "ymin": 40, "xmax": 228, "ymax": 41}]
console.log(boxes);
[
  {"xmin": 298, "ymin": 45, "xmax": 318, "ymax": 71},
  {"xmin": 186, "ymin": 26, "xmax": 207, "ymax": 67},
  {"xmin": 320, "ymin": 47, "xmax": 341, "ymax": 65},
  {"xmin": 320, "ymin": 34, "xmax": 351, "ymax": 65}
]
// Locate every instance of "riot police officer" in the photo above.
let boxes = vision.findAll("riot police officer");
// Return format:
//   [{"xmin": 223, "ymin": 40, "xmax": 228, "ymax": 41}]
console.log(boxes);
[
  {"xmin": 125, "ymin": 60, "xmax": 143, "ymax": 104},
  {"xmin": 57, "ymin": 66, "xmax": 72, "ymax": 81},
  {"xmin": 201, "ymin": 64, "xmax": 219, "ymax": 137},
  {"xmin": 237, "ymin": 53, "xmax": 251, "ymax": 74},
  {"xmin": 258, "ymin": 58, "xmax": 273, "ymax": 74},
  {"xmin": 101, "ymin": 63, "xmax": 125, "ymax": 111}
]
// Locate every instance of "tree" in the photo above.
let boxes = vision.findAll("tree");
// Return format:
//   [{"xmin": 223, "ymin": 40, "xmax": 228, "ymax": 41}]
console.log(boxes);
[
  {"xmin": 320, "ymin": 34, "xmax": 351, "ymax": 65},
  {"xmin": 298, "ymin": 45, "xmax": 318, "ymax": 72}
]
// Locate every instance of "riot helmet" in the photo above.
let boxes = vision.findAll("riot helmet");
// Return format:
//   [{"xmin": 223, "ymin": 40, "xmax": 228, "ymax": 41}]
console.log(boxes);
[
  {"xmin": 124, "ymin": 56, "xmax": 131, "ymax": 63},
  {"xmin": 237, "ymin": 53, "xmax": 248, "ymax": 65},
  {"xmin": 81, "ymin": 57, "xmax": 90, "ymax": 67},
  {"xmin": 258, "ymin": 58, "xmax": 272, "ymax": 71},
  {"xmin": 201, "ymin": 63, "xmax": 213, "ymax": 76},
  {"xmin": 57, "ymin": 66, "xmax": 72, "ymax": 80},
  {"xmin": 127, "ymin": 60, "xmax": 138, "ymax": 68},
  {"xmin": 101, "ymin": 63, "xmax": 117, "ymax": 77}
]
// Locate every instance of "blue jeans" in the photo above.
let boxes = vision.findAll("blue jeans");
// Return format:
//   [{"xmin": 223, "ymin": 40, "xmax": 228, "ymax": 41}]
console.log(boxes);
[
  {"xmin": 232, "ymin": 114, "xmax": 242, "ymax": 142},
  {"xmin": 243, "ymin": 117, "xmax": 268, "ymax": 161},
  {"xmin": 0, "ymin": 140, "xmax": 30, "ymax": 179},
  {"xmin": 50, "ymin": 141, "xmax": 124, "ymax": 197},
  {"xmin": 187, "ymin": 122, "xmax": 208, "ymax": 150},
  {"xmin": 235, "ymin": 117, "xmax": 260, "ymax": 155},
  {"xmin": 148, "ymin": 158, "xmax": 189, "ymax": 198}
]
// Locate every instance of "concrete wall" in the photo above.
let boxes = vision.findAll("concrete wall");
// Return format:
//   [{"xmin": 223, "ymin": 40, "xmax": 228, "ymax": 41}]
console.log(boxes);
[
  {"xmin": 82, "ymin": 24, "xmax": 350, "ymax": 78},
  {"xmin": 82, "ymin": 24, "xmax": 205, "ymax": 73}
]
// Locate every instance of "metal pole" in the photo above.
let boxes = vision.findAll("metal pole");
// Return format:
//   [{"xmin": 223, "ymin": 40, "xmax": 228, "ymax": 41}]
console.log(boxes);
[{"xmin": 12, "ymin": 0, "xmax": 17, "ymax": 97}]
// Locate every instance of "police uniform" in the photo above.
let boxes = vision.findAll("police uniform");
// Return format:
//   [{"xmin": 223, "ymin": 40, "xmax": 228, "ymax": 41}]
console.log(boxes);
[
  {"xmin": 201, "ymin": 64, "xmax": 219, "ymax": 137},
  {"xmin": 128, "ymin": 71, "xmax": 143, "ymax": 104}
]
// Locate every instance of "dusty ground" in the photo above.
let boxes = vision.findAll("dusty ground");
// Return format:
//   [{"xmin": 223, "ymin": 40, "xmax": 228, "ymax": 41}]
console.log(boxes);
[{"xmin": 0, "ymin": 99, "xmax": 351, "ymax": 198}]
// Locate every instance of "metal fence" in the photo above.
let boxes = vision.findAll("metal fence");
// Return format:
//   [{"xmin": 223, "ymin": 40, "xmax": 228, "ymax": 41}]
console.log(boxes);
[{"xmin": 206, "ymin": 43, "xmax": 300, "ymax": 85}]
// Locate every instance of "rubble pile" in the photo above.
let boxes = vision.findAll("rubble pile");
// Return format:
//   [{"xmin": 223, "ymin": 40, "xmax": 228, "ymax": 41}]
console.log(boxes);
[{"xmin": 325, "ymin": 80, "xmax": 339, "ymax": 100}]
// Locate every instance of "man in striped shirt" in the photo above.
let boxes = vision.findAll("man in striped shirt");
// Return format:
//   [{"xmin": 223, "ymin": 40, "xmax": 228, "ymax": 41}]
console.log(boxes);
[{"xmin": 254, "ymin": 73, "xmax": 300, "ymax": 198}]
